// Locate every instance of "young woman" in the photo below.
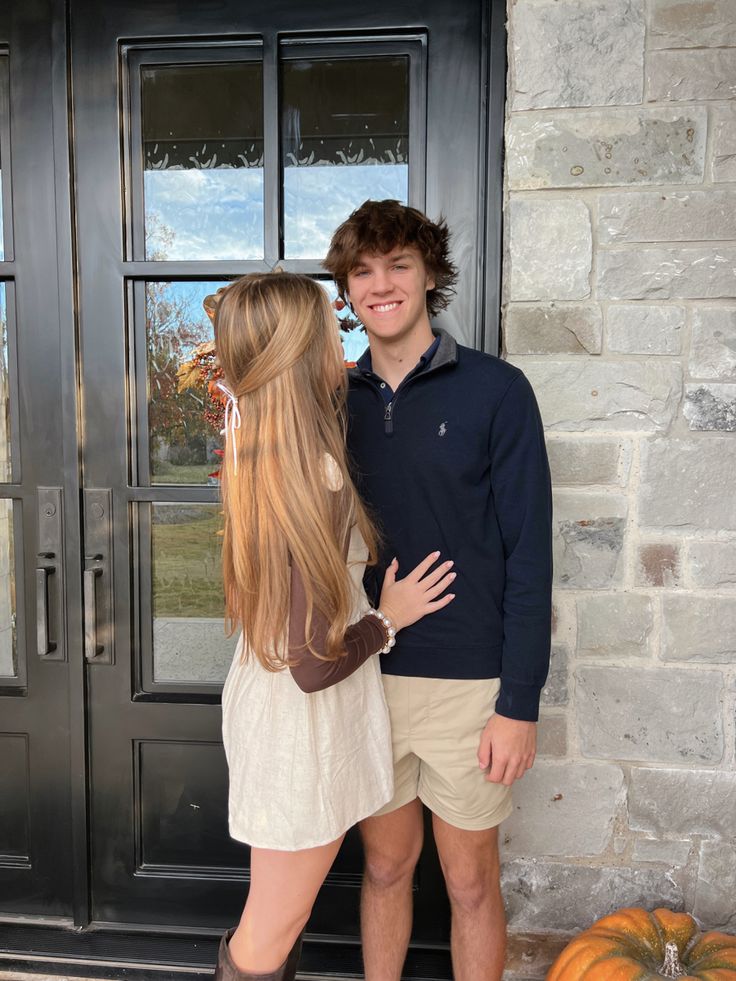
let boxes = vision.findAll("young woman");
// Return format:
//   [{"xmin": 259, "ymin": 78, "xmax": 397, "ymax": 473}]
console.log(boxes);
[{"xmin": 211, "ymin": 273, "xmax": 456, "ymax": 981}]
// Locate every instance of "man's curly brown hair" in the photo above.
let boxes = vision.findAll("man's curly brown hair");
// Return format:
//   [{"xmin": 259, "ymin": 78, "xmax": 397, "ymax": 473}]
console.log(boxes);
[{"xmin": 324, "ymin": 199, "xmax": 458, "ymax": 319}]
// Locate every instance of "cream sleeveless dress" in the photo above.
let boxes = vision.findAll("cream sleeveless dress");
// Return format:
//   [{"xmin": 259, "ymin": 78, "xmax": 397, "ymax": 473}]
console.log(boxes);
[{"xmin": 221, "ymin": 521, "xmax": 394, "ymax": 851}]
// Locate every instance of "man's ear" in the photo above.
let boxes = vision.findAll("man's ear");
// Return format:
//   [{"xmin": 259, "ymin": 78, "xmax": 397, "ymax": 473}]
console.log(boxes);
[{"xmin": 426, "ymin": 275, "xmax": 436, "ymax": 293}]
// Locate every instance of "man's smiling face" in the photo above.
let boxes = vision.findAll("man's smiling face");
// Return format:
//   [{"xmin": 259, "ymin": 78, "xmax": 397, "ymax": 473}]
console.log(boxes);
[{"xmin": 346, "ymin": 246, "xmax": 435, "ymax": 344}]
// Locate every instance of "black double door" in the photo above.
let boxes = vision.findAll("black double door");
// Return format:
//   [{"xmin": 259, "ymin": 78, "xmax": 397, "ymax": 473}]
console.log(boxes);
[{"xmin": 0, "ymin": 0, "xmax": 501, "ymax": 965}]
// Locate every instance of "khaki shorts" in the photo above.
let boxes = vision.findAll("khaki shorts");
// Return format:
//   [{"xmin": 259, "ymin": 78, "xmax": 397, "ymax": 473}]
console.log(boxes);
[{"xmin": 373, "ymin": 675, "xmax": 513, "ymax": 831}]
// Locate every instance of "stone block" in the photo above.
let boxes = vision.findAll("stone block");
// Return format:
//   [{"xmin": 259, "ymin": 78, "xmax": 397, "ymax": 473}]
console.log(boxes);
[
  {"xmin": 541, "ymin": 646, "xmax": 568, "ymax": 706},
  {"xmin": 636, "ymin": 543, "xmax": 682, "ymax": 587},
  {"xmin": 631, "ymin": 838, "xmax": 692, "ymax": 867},
  {"xmin": 629, "ymin": 767, "xmax": 736, "ymax": 838},
  {"xmin": 507, "ymin": 199, "xmax": 592, "ymax": 301},
  {"xmin": 684, "ymin": 383, "xmax": 736, "ymax": 431},
  {"xmin": 553, "ymin": 492, "xmax": 628, "ymax": 589},
  {"xmin": 551, "ymin": 592, "xmax": 577, "ymax": 649},
  {"xmin": 606, "ymin": 305, "xmax": 684, "ymax": 355},
  {"xmin": 575, "ymin": 665, "xmax": 725, "ymax": 763},
  {"xmin": 506, "ymin": 108, "xmax": 706, "ymax": 189},
  {"xmin": 640, "ymin": 437, "xmax": 736, "ymax": 531},
  {"xmin": 647, "ymin": 50, "xmax": 736, "ymax": 102},
  {"xmin": 546, "ymin": 437, "xmax": 628, "ymax": 486},
  {"xmin": 537, "ymin": 714, "xmax": 568, "ymax": 757},
  {"xmin": 690, "ymin": 308, "xmax": 736, "ymax": 380},
  {"xmin": 577, "ymin": 594, "xmax": 653, "ymax": 657},
  {"xmin": 599, "ymin": 190, "xmax": 736, "ymax": 244},
  {"xmin": 504, "ymin": 304, "xmax": 602, "ymax": 355},
  {"xmin": 650, "ymin": 0, "xmax": 736, "ymax": 49},
  {"xmin": 598, "ymin": 247, "xmax": 736, "ymax": 300},
  {"xmin": 662, "ymin": 594, "xmax": 736, "ymax": 663},
  {"xmin": 510, "ymin": 0, "xmax": 645, "ymax": 110},
  {"xmin": 689, "ymin": 541, "xmax": 736, "ymax": 588},
  {"xmin": 712, "ymin": 107, "xmax": 736, "ymax": 183},
  {"xmin": 516, "ymin": 359, "xmax": 682, "ymax": 432},
  {"xmin": 502, "ymin": 762, "xmax": 624, "ymax": 858},
  {"xmin": 694, "ymin": 842, "xmax": 736, "ymax": 931},
  {"xmin": 501, "ymin": 859, "xmax": 683, "ymax": 932}
]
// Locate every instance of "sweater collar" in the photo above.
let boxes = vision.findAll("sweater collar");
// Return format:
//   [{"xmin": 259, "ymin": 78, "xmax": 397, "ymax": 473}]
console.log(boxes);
[{"xmin": 350, "ymin": 328, "xmax": 458, "ymax": 384}]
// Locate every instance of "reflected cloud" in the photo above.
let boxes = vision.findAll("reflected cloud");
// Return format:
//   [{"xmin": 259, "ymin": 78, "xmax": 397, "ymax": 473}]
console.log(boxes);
[
  {"xmin": 284, "ymin": 163, "xmax": 408, "ymax": 259},
  {"xmin": 145, "ymin": 170, "xmax": 264, "ymax": 260},
  {"xmin": 144, "ymin": 163, "xmax": 408, "ymax": 263}
]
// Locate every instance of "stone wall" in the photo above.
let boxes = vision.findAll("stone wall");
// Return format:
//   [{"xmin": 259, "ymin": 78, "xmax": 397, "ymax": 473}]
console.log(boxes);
[{"xmin": 502, "ymin": 0, "xmax": 736, "ymax": 939}]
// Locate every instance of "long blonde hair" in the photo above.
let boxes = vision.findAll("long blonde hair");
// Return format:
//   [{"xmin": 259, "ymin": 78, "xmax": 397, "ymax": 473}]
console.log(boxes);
[{"xmin": 214, "ymin": 273, "xmax": 378, "ymax": 669}]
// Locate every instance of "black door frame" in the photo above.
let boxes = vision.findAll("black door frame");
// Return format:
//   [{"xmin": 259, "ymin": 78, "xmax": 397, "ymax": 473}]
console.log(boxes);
[{"xmin": 0, "ymin": 0, "xmax": 506, "ymax": 975}]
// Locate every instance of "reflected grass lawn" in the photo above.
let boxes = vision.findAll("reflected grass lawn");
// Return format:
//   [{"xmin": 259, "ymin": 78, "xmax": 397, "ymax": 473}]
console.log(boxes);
[
  {"xmin": 152, "ymin": 510, "xmax": 224, "ymax": 618},
  {"xmin": 151, "ymin": 461, "xmax": 216, "ymax": 485}
]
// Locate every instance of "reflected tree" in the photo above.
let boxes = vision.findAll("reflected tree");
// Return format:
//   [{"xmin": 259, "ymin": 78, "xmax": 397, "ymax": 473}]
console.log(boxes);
[{"xmin": 146, "ymin": 216, "xmax": 213, "ymax": 474}]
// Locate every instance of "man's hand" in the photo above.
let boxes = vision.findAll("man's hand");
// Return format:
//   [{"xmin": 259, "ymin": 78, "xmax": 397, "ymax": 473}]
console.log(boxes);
[{"xmin": 477, "ymin": 714, "xmax": 536, "ymax": 787}]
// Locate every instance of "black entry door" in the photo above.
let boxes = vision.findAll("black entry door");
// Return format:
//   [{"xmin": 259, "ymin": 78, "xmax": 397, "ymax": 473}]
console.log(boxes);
[
  {"xmin": 0, "ymin": 3, "xmax": 83, "ymax": 921},
  {"xmin": 71, "ymin": 0, "xmax": 493, "ymax": 943}
]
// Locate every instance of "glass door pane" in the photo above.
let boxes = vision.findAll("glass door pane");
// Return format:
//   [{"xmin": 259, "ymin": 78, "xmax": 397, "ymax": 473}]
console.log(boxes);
[
  {"xmin": 145, "ymin": 279, "xmax": 225, "ymax": 485},
  {"xmin": 0, "ymin": 496, "xmax": 16, "ymax": 678},
  {"xmin": 0, "ymin": 282, "xmax": 12, "ymax": 480},
  {"xmin": 150, "ymin": 502, "xmax": 232, "ymax": 685},
  {"xmin": 140, "ymin": 61, "xmax": 264, "ymax": 260},
  {"xmin": 282, "ymin": 56, "xmax": 410, "ymax": 258},
  {"xmin": 0, "ymin": 52, "xmax": 9, "ymax": 260}
]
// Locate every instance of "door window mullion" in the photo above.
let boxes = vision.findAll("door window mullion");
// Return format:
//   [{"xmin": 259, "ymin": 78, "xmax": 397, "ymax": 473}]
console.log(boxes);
[{"xmin": 262, "ymin": 33, "xmax": 282, "ymax": 266}]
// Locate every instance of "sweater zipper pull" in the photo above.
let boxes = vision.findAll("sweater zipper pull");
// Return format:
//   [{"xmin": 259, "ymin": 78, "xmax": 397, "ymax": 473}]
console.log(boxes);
[{"xmin": 384, "ymin": 401, "xmax": 394, "ymax": 436}]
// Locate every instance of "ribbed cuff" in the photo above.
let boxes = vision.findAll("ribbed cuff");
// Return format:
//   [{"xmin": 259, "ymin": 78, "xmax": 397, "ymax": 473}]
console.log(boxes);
[{"xmin": 496, "ymin": 680, "xmax": 543, "ymax": 722}]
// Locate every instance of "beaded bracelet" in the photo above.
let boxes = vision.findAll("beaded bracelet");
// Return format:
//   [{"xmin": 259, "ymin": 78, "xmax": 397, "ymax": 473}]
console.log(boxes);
[{"xmin": 368, "ymin": 608, "xmax": 397, "ymax": 654}]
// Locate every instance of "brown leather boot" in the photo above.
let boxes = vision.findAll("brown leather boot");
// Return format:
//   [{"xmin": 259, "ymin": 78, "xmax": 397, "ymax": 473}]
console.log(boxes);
[
  {"xmin": 213, "ymin": 928, "xmax": 303, "ymax": 981},
  {"xmin": 282, "ymin": 929, "xmax": 304, "ymax": 980}
]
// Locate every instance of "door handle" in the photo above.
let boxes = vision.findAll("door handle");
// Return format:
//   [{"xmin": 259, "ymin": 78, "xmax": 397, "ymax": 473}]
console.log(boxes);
[
  {"xmin": 37, "ymin": 488, "xmax": 64, "ymax": 661},
  {"xmin": 83, "ymin": 491, "xmax": 113, "ymax": 665},
  {"xmin": 84, "ymin": 557, "xmax": 104, "ymax": 661},
  {"xmin": 36, "ymin": 555, "xmax": 57, "ymax": 656}
]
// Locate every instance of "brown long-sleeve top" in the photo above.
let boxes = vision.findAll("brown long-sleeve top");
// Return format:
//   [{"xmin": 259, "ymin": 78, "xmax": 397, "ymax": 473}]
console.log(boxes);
[{"xmin": 287, "ymin": 561, "xmax": 388, "ymax": 693}]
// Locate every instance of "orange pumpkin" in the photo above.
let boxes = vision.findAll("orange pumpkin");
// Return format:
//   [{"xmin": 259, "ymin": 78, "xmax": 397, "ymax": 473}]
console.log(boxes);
[{"xmin": 547, "ymin": 907, "xmax": 736, "ymax": 980}]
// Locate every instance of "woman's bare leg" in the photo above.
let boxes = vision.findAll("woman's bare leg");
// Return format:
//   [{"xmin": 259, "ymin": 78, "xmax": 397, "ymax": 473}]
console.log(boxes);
[{"xmin": 227, "ymin": 835, "xmax": 345, "ymax": 973}]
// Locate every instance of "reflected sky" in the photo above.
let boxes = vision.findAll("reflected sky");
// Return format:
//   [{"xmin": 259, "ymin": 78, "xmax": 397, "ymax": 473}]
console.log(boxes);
[
  {"xmin": 284, "ymin": 163, "xmax": 407, "ymax": 259},
  {"xmin": 145, "ymin": 163, "xmax": 407, "ymax": 262},
  {"xmin": 145, "ymin": 169, "xmax": 264, "ymax": 260}
]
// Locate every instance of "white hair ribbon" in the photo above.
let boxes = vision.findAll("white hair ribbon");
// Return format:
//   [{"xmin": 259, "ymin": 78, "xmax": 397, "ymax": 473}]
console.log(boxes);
[{"xmin": 216, "ymin": 381, "xmax": 242, "ymax": 473}]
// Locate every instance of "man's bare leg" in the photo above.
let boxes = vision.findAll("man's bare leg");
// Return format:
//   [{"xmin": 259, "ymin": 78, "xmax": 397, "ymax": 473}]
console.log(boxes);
[
  {"xmin": 432, "ymin": 816, "xmax": 506, "ymax": 981},
  {"xmin": 359, "ymin": 798, "xmax": 424, "ymax": 981}
]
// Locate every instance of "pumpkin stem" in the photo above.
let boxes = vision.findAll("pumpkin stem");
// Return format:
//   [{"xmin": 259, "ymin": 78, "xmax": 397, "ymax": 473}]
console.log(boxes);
[{"xmin": 660, "ymin": 941, "xmax": 686, "ymax": 979}]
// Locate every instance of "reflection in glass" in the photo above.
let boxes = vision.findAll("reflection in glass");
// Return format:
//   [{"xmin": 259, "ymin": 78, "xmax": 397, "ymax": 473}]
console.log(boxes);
[
  {"xmin": 0, "ymin": 498, "xmax": 17, "ymax": 678},
  {"xmin": 0, "ymin": 54, "xmax": 5, "ymax": 260},
  {"xmin": 320, "ymin": 280, "xmax": 369, "ymax": 364},
  {"xmin": 151, "ymin": 503, "xmax": 233, "ymax": 683},
  {"xmin": 142, "ymin": 62, "xmax": 264, "ymax": 260},
  {"xmin": 0, "ymin": 284, "xmax": 11, "ymax": 481},
  {"xmin": 282, "ymin": 58, "xmax": 409, "ymax": 258},
  {"xmin": 147, "ymin": 280, "xmax": 227, "ymax": 485}
]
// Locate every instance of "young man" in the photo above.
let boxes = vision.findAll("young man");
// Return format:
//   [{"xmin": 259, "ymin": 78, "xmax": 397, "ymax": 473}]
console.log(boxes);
[{"xmin": 324, "ymin": 200, "xmax": 552, "ymax": 981}]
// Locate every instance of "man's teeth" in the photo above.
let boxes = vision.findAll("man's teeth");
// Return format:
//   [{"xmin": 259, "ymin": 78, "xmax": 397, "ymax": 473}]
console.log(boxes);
[{"xmin": 373, "ymin": 303, "xmax": 400, "ymax": 312}]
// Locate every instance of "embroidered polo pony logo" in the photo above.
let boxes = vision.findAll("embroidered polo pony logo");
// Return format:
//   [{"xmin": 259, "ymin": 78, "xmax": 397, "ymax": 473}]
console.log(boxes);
[{"xmin": 438, "ymin": 421, "xmax": 448, "ymax": 437}]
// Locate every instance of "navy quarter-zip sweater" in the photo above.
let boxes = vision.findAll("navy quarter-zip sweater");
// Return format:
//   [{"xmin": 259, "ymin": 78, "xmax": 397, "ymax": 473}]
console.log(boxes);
[{"xmin": 347, "ymin": 329, "xmax": 553, "ymax": 722}]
